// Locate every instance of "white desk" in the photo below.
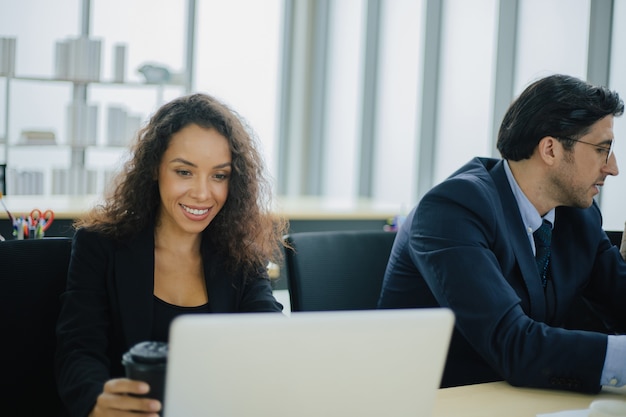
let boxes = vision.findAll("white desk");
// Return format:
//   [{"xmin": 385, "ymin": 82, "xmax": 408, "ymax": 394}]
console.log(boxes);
[
  {"xmin": 433, "ymin": 381, "xmax": 626, "ymax": 417},
  {"xmin": 0, "ymin": 194, "xmax": 399, "ymax": 241},
  {"xmin": 0, "ymin": 195, "xmax": 401, "ymax": 220}
]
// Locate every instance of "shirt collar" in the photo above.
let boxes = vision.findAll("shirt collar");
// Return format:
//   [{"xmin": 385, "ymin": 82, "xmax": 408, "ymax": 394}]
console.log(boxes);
[{"xmin": 503, "ymin": 160, "xmax": 555, "ymax": 232}]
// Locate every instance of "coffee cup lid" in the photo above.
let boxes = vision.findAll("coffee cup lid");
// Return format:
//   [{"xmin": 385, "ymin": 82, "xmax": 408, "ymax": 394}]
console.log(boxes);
[{"xmin": 127, "ymin": 341, "xmax": 168, "ymax": 364}]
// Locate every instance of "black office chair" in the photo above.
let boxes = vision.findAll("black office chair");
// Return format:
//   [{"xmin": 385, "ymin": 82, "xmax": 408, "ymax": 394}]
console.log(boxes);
[
  {"xmin": 605, "ymin": 230, "xmax": 623, "ymax": 249},
  {"xmin": 0, "ymin": 237, "xmax": 72, "ymax": 417},
  {"xmin": 284, "ymin": 230, "xmax": 397, "ymax": 312}
]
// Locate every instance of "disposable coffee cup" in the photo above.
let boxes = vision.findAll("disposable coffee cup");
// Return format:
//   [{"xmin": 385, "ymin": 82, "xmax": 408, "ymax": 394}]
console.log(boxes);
[
  {"xmin": 589, "ymin": 399, "xmax": 626, "ymax": 417},
  {"xmin": 122, "ymin": 341, "xmax": 168, "ymax": 403}
]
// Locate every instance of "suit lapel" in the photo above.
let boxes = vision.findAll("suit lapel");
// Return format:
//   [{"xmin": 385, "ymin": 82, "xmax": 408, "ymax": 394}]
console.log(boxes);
[
  {"xmin": 490, "ymin": 161, "xmax": 547, "ymax": 321},
  {"xmin": 201, "ymin": 238, "xmax": 232, "ymax": 312},
  {"xmin": 116, "ymin": 228, "xmax": 155, "ymax": 345}
]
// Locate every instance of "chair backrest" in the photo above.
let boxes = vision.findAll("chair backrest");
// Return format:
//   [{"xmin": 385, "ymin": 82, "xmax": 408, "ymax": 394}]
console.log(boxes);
[
  {"xmin": 606, "ymin": 230, "xmax": 623, "ymax": 248},
  {"xmin": 605, "ymin": 229, "xmax": 626, "ymax": 261},
  {"xmin": 284, "ymin": 230, "xmax": 397, "ymax": 312},
  {"xmin": 0, "ymin": 237, "xmax": 72, "ymax": 417}
]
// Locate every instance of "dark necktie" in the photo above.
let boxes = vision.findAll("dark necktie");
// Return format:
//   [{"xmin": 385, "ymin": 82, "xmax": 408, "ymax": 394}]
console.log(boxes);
[{"xmin": 533, "ymin": 220, "xmax": 552, "ymax": 287}]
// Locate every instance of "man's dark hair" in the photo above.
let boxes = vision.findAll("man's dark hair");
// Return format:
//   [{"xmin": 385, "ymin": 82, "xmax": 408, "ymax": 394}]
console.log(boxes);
[{"xmin": 497, "ymin": 74, "xmax": 624, "ymax": 161}]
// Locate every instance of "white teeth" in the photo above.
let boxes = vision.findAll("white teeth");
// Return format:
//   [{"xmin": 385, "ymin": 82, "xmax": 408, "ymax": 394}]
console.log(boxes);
[{"xmin": 182, "ymin": 205, "xmax": 209, "ymax": 215}]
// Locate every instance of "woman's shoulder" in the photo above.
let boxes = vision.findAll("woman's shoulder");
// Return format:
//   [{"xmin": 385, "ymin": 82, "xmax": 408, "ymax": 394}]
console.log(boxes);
[
  {"xmin": 72, "ymin": 226, "xmax": 132, "ymax": 253},
  {"xmin": 71, "ymin": 227, "xmax": 115, "ymax": 254},
  {"xmin": 73, "ymin": 226, "xmax": 103, "ymax": 241},
  {"xmin": 74, "ymin": 224, "xmax": 152, "ymax": 243}
]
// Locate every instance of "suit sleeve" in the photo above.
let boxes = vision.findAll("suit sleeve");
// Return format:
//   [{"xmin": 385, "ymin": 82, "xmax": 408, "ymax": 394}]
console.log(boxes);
[
  {"xmin": 55, "ymin": 228, "xmax": 114, "ymax": 417},
  {"xmin": 239, "ymin": 267, "xmax": 284, "ymax": 312},
  {"xmin": 206, "ymin": 257, "xmax": 284, "ymax": 313}
]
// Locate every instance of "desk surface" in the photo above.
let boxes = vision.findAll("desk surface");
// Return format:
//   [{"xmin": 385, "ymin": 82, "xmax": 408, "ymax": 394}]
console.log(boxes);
[
  {"xmin": 0, "ymin": 195, "xmax": 402, "ymax": 220},
  {"xmin": 433, "ymin": 381, "xmax": 626, "ymax": 417}
]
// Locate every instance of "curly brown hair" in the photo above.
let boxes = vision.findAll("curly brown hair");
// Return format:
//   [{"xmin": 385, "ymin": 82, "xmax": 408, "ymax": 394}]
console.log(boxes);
[{"xmin": 76, "ymin": 93, "xmax": 288, "ymax": 275}]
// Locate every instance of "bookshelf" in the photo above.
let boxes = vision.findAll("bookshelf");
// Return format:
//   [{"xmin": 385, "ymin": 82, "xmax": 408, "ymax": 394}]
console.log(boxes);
[
  {"xmin": 1, "ymin": 74, "xmax": 184, "ymax": 195},
  {"xmin": 0, "ymin": 0, "xmax": 192, "ymax": 196}
]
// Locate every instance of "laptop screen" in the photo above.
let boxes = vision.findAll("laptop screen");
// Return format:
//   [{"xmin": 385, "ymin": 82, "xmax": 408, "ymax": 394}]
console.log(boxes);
[{"xmin": 164, "ymin": 308, "xmax": 454, "ymax": 417}]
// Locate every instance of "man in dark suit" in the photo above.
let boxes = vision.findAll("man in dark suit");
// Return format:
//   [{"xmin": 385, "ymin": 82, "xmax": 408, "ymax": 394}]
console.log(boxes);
[{"xmin": 378, "ymin": 74, "xmax": 626, "ymax": 393}]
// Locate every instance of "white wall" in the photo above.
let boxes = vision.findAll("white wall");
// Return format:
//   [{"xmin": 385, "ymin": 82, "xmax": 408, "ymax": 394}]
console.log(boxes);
[
  {"xmin": 1, "ymin": 0, "xmax": 625, "ymax": 228},
  {"xmin": 602, "ymin": 0, "xmax": 626, "ymax": 232}
]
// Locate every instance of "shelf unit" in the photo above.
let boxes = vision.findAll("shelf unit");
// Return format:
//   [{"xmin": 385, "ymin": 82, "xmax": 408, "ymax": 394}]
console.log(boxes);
[
  {"xmin": 0, "ymin": 0, "xmax": 194, "ymax": 196},
  {"xmin": 1, "ymin": 67, "xmax": 186, "ymax": 196}
]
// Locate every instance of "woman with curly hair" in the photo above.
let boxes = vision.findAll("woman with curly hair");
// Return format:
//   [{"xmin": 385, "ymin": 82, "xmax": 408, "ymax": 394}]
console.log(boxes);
[{"xmin": 56, "ymin": 93, "xmax": 287, "ymax": 417}]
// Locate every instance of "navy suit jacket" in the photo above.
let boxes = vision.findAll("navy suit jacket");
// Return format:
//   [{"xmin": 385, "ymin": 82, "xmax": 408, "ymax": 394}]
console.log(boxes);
[
  {"xmin": 56, "ymin": 226, "xmax": 282, "ymax": 417},
  {"xmin": 378, "ymin": 157, "xmax": 626, "ymax": 393}
]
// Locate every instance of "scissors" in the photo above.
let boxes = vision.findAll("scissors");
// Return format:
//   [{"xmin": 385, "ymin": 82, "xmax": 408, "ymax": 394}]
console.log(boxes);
[{"xmin": 29, "ymin": 208, "xmax": 55, "ymax": 232}]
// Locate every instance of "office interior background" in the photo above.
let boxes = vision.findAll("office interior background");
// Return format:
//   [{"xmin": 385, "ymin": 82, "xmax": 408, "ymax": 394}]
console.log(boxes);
[{"xmin": 1, "ymin": 0, "xmax": 625, "ymax": 230}]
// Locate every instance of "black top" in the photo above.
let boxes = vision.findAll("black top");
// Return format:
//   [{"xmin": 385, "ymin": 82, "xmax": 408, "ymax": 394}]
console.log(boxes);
[{"xmin": 152, "ymin": 295, "xmax": 210, "ymax": 342}]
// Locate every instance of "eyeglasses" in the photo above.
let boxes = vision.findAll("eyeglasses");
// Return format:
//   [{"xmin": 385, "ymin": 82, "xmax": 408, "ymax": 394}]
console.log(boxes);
[{"xmin": 558, "ymin": 136, "xmax": 614, "ymax": 165}]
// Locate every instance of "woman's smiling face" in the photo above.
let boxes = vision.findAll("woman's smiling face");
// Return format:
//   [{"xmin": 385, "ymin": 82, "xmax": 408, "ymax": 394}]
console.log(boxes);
[{"xmin": 157, "ymin": 123, "xmax": 232, "ymax": 236}]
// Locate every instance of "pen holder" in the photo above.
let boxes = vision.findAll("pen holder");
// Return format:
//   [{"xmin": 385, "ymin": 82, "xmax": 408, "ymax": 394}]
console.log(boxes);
[{"xmin": 12, "ymin": 218, "xmax": 45, "ymax": 240}]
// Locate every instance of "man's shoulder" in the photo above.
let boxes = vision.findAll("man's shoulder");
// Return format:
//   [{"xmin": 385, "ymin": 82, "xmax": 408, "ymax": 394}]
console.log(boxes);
[
  {"xmin": 448, "ymin": 156, "xmax": 501, "ymax": 178},
  {"xmin": 433, "ymin": 157, "xmax": 503, "ymax": 194},
  {"xmin": 415, "ymin": 157, "xmax": 510, "ymax": 222}
]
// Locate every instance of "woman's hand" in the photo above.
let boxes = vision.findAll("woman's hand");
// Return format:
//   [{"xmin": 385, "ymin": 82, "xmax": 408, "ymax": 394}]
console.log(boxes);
[{"xmin": 88, "ymin": 378, "xmax": 162, "ymax": 417}]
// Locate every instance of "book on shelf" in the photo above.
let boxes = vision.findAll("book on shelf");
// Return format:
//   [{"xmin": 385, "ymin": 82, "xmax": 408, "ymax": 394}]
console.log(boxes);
[
  {"xmin": 54, "ymin": 36, "xmax": 102, "ymax": 82},
  {"xmin": 52, "ymin": 167, "xmax": 97, "ymax": 195},
  {"xmin": 7, "ymin": 168, "xmax": 44, "ymax": 195},
  {"xmin": 0, "ymin": 37, "xmax": 16, "ymax": 76},
  {"xmin": 106, "ymin": 105, "xmax": 142, "ymax": 146},
  {"xmin": 66, "ymin": 103, "xmax": 98, "ymax": 146},
  {"xmin": 113, "ymin": 44, "xmax": 127, "ymax": 83},
  {"xmin": 18, "ymin": 130, "xmax": 57, "ymax": 146}
]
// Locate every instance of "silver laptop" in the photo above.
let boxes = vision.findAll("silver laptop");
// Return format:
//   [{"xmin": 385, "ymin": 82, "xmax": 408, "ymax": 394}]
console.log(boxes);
[{"xmin": 163, "ymin": 308, "xmax": 454, "ymax": 417}]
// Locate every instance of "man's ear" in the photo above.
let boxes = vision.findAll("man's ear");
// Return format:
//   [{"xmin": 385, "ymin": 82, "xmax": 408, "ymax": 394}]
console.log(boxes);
[{"xmin": 537, "ymin": 136, "xmax": 558, "ymax": 165}]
